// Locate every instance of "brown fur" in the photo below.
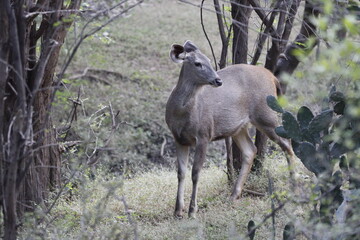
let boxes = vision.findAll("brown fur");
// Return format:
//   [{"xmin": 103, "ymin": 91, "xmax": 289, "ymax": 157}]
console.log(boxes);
[{"xmin": 166, "ymin": 41, "xmax": 295, "ymax": 218}]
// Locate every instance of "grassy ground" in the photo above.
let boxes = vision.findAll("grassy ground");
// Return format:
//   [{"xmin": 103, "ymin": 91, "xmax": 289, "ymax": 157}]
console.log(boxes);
[
  {"xmin": 36, "ymin": 0, "xmax": 319, "ymax": 239},
  {"xmin": 23, "ymin": 150, "xmax": 310, "ymax": 239}
]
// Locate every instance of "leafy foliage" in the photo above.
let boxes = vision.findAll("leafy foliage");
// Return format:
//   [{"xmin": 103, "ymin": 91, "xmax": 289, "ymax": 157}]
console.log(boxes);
[
  {"xmin": 268, "ymin": 88, "xmax": 349, "ymax": 177},
  {"xmin": 268, "ymin": 85, "xmax": 360, "ymax": 232}
]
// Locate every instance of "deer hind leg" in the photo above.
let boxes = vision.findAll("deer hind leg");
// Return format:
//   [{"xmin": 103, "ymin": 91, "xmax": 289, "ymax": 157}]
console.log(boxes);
[
  {"xmin": 230, "ymin": 128, "xmax": 257, "ymax": 201},
  {"xmin": 188, "ymin": 139, "xmax": 208, "ymax": 218},
  {"xmin": 264, "ymin": 126, "xmax": 296, "ymax": 187},
  {"xmin": 253, "ymin": 115, "xmax": 296, "ymax": 189},
  {"xmin": 174, "ymin": 142, "xmax": 190, "ymax": 218}
]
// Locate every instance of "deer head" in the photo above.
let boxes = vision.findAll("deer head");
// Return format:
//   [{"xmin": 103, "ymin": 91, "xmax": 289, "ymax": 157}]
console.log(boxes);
[{"xmin": 170, "ymin": 40, "xmax": 222, "ymax": 87}]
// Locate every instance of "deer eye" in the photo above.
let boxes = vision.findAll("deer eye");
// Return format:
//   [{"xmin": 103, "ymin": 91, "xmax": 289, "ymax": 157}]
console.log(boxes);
[{"xmin": 194, "ymin": 62, "xmax": 202, "ymax": 68}]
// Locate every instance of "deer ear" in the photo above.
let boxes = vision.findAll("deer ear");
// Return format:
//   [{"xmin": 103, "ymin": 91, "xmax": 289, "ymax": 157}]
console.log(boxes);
[
  {"xmin": 170, "ymin": 44, "xmax": 185, "ymax": 63},
  {"xmin": 183, "ymin": 40, "xmax": 198, "ymax": 53}
]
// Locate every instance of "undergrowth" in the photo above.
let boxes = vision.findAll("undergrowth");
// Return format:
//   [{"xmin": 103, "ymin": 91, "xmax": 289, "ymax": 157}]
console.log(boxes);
[
  {"xmin": 21, "ymin": 149, "xmax": 309, "ymax": 239},
  {"xmin": 22, "ymin": 0, "xmax": 359, "ymax": 239}
]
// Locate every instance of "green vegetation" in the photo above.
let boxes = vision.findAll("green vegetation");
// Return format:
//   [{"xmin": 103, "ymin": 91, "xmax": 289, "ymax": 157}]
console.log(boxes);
[{"xmin": 18, "ymin": 0, "xmax": 360, "ymax": 239}]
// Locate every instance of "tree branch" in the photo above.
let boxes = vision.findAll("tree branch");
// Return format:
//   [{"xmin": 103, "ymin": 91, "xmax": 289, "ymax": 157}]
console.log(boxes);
[
  {"xmin": 251, "ymin": 0, "xmax": 282, "ymax": 65},
  {"xmin": 201, "ymin": 0, "xmax": 218, "ymax": 70},
  {"xmin": 274, "ymin": 0, "xmax": 321, "ymax": 93},
  {"xmin": 213, "ymin": 0, "xmax": 232, "ymax": 69}
]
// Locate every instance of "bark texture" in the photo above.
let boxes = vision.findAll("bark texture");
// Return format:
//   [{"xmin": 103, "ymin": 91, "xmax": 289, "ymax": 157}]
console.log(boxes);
[
  {"xmin": 0, "ymin": 1, "xmax": 81, "ymax": 238},
  {"xmin": 274, "ymin": 0, "xmax": 320, "ymax": 93},
  {"xmin": 229, "ymin": 0, "xmax": 253, "ymax": 175}
]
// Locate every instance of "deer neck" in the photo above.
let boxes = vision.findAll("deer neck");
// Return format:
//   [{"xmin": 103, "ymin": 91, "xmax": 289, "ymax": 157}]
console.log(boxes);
[{"xmin": 172, "ymin": 66, "xmax": 203, "ymax": 112}]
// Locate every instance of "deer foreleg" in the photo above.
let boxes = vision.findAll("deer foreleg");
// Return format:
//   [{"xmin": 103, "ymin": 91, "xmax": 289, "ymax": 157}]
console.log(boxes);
[
  {"xmin": 174, "ymin": 143, "xmax": 189, "ymax": 218},
  {"xmin": 189, "ymin": 140, "xmax": 208, "ymax": 218}
]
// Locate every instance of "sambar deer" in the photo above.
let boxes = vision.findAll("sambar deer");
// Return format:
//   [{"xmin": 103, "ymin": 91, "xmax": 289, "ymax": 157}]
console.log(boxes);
[{"xmin": 165, "ymin": 41, "xmax": 295, "ymax": 218}]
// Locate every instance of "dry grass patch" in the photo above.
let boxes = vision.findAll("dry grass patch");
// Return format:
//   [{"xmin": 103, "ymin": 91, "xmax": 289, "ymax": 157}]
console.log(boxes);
[
  {"xmin": 22, "ymin": 149, "xmax": 311, "ymax": 239},
  {"xmin": 122, "ymin": 151, "xmax": 310, "ymax": 239}
]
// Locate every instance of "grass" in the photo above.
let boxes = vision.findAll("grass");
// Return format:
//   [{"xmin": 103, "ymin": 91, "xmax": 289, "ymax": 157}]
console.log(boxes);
[
  {"xmin": 39, "ymin": 0, "xmax": 323, "ymax": 239},
  {"xmin": 21, "ymin": 147, "xmax": 311, "ymax": 239}
]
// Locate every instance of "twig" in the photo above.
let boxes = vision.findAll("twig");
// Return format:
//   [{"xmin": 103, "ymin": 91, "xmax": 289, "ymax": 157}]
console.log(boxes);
[
  {"xmin": 55, "ymin": 0, "xmax": 144, "ymax": 89},
  {"xmin": 247, "ymin": 200, "xmax": 287, "ymax": 238},
  {"xmin": 117, "ymin": 195, "xmax": 139, "ymax": 240},
  {"xmin": 68, "ymin": 67, "xmax": 125, "ymax": 85},
  {"xmin": 268, "ymin": 170, "xmax": 276, "ymax": 240},
  {"xmin": 160, "ymin": 136, "xmax": 167, "ymax": 157},
  {"xmin": 68, "ymin": 67, "xmax": 90, "ymax": 80},
  {"xmin": 25, "ymin": 9, "xmax": 85, "ymax": 18},
  {"xmin": 179, "ymin": 0, "xmax": 308, "ymax": 48},
  {"xmin": 200, "ymin": 0, "xmax": 218, "ymax": 71},
  {"xmin": 213, "ymin": 0, "xmax": 231, "ymax": 69},
  {"xmin": 63, "ymin": 87, "xmax": 82, "ymax": 141},
  {"xmin": 87, "ymin": 102, "xmax": 120, "ymax": 165},
  {"xmin": 243, "ymin": 188, "xmax": 266, "ymax": 197},
  {"xmin": 38, "ymin": 165, "xmax": 82, "ymax": 224},
  {"xmin": 251, "ymin": 0, "xmax": 282, "ymax": 65},
  {"xmin": 78, "ymin": 74, "xmax": 112, "ymax": 85}
]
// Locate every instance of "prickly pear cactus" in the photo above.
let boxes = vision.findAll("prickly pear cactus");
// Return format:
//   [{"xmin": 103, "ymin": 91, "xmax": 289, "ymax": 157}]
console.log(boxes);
[
  {"xmin": 266, "ymin": 87, "xmax": 346, "ymax": 177},
  {"xmin": 267, "ymin": 86, "xmax": 350, "ymax": 223}
]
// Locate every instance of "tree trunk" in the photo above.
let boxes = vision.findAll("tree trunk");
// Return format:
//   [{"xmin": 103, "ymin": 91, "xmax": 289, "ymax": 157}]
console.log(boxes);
[
  {"xmin": 20, "ymin": 12, "xmax": 70, "ymax": 212},
  {"xmin": 0, "ymin": 1, "xmax": 81, "ymax": 238},
  {"xmin": 274, "ymin": 0, "xmax": 320, "ymax": 93},
  {"xmin": 231, "ymin": 0, "xmax": 252, "ymax": 64},
  {"xmin": 230, "ymin": 0, "xmax": 255, "ymax": 174}
]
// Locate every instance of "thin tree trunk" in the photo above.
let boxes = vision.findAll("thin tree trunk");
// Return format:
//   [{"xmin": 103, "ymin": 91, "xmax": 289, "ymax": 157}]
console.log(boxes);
[
  {"xmin": 213, "ymin": 0, "xmax": 231, "ymax": 69},
  {"xmin": 214, "ymin": 0, "xmax": 236, "ymax": 180},
  {"xmin": 231, "ymin": 0, "xmax": 252, "ymax": 64},
  {"xmin": 22, "ymin": 23, "xmax": 68, "ymax": 212},
  {"xmin": 251, "ymin": 0, "xmax": 282, "ymax": 66},
  {"xmin": 230, "ymin": 0, "xmax": 253, "ymax": 173},
  {"xmin": 274, "ymin": 0, "xmax": 320, "ymax": 93}
]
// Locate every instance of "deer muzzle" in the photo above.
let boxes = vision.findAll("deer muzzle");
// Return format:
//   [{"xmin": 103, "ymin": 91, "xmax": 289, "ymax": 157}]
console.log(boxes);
[{"xmin": 211, "ymin": 78, "xmax": 222, "ymax": 87}]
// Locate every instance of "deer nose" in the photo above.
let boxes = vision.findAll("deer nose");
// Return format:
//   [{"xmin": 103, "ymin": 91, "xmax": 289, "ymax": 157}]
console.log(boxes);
[{"xmin": 214, "ymin": 78, "xmax": 222, "ymax": 86}]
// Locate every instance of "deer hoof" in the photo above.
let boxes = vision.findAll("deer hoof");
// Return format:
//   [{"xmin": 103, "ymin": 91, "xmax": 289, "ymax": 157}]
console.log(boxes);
[
  {"xmin": 188, "ymin": 211, "xmax": 197, "ymax": 219},
  {"xmin": 230, "ymin": 194, "xmax": 240, "ymax": 202},
  {"xmin": 174, "ymin": 210, "xmax": 184, "ymax": 219}
]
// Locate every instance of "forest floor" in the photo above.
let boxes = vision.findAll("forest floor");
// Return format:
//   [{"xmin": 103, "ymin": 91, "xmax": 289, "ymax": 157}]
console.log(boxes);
[{"xmin": 22, "ymin": 0, "xmax": 317, "ymax": 239}]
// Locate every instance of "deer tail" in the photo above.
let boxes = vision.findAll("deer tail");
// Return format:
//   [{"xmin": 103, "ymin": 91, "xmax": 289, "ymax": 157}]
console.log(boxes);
[{"xmin": 274, "ymin": 77, "xmax": 282, "ymax": 97}]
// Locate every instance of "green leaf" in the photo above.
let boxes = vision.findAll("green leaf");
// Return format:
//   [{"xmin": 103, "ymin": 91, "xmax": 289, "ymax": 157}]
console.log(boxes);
[
  {"xmin": 292, "ymin": 141, "xmax": 326, "ymax": 176},
  {"xmin": 339, "ymin": 155, "xmax": 348, "ymax": 172},
  {"xmin": 248, "ymin": 220, "xmax": 256, "ymax": 240},
  {"xmin": 294, "ymin": 41, "xmax": 306, "ymax": 47},
  {"xmin": 275, "ymin": 126, "xmax": 289, "ymax": 138},
  {"xmin": 308, "ymin": 109, "xmax": 333, "ymax": 134},
  {"xmin": 266, "ymin": 95, "xmax": 284, "ymax": 113},
  {"xmin": 301, "ymin": 128, "xmax": 319, "ymax": 144},
  {"xmin": 53, "ymin": 21, "xmax": 62, "ymax": 27},
  {"xmin": 334, "ymin": 101, "xmax": 346, "ymax": 115},
  {"xmin": 329, "ymin": 91, "xmax": 345, "ymax": 102},
  {"xmin": 331, "ymin": 143, "xmax": 348, "ymax": 159},
  {"xmin": 283, "ymin": 222, "xmax": 295, "ymax": 240},
  {"xmin": 282, "ymin": 111, "xmax": 302, "ymax": 141},
  {"xmin": 297, "ymin": 106, "xmax": 314, "ymax": 130}
]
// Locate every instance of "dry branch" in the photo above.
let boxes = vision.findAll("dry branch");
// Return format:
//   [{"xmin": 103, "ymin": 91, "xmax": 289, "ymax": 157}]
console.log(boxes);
[
  {"xmin": 243, "ymin": 188, "xmax": 266, "ymax": 197},
  {"xmin": 213, "ymin": 0, "xmax": 232, "ymax": 69},
  {"xmin": 68, "ymin": 67, "xmax": 128, "ymax": 85},
  {"xmin": 251, "ymin": 0, "xmax": 283, "ymax": 65},
  {"xmin": 201, "ymin": 0, "xmax": 218, "ymax": 70},
  {"xmin": 274, "ymin": 0, "xmax": 321, "ymax": 93}
]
